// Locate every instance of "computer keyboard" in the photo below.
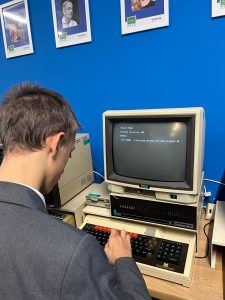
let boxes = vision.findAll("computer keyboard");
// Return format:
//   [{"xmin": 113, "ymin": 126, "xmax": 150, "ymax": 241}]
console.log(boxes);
[
  {"xmin": 80, "ymin": 214, "xmax": 196, "ymax": 287},
  {"xmin": 82, "ymin": 223, "xmax": 188, "ymax": 274}
]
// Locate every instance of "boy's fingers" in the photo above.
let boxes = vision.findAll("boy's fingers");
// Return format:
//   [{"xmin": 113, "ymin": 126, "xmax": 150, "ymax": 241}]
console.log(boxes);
[
  {"xmin": 120, "ymin": 229, "xmax": 127, "ymax": 239},
  {"xmin": 110, "ymin": 228, "xmax": 117, "ymax": 237}
]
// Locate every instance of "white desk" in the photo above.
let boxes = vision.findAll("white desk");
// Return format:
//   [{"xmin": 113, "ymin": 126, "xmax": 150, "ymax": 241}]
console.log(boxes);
[{"xmin": 211, "ymin": 200, "xmax": 225, "ymax": 268}]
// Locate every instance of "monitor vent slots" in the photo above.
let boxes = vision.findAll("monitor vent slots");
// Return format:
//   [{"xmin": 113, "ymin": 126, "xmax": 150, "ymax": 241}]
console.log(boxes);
[{"xmin": 110, "ymin": 195, "xmax": 196, "ymax": 230}]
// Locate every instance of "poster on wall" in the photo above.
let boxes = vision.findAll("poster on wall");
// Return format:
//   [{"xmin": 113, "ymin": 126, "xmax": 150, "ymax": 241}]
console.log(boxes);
[
  {"xmin": 212, "ymin": 0, "xmax": 225, "ymax": 18},
  {"xmin": 120, "ymin": 0, "xmax": 169, "ymax": 35},
  {"xmin": 51, "ymin": 0, "xmax": 92, "ymax": 48},
  {"xmin": 0, "ymin": 0, "xmax": 34, "ymax": 59}
]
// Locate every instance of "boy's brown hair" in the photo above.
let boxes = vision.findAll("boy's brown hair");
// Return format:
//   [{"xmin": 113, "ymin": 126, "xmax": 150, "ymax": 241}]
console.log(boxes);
[{"xmin": 0, "ymin": 82, "xmax": 80, "ymax": 153}]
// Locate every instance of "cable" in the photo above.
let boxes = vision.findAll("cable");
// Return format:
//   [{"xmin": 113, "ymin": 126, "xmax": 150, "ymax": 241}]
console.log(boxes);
[
  {"xmin": 204, "ymin": 185, "xmax": 206, "ymax": 194},
  {"xmin": 195, "ymin": 221, "xmax": 212, "ymax": 259},
  {"xmin": 93, "ymin": 171, "xmax": 105, "ymax": 183},
  {"xmin": 204, "ymin": 179, "xmax": 225, "ymax": 186}
]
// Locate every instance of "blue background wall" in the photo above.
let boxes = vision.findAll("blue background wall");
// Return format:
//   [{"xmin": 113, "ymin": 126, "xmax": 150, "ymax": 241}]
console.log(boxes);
[{"xmin": 0, "ymin": 0, "xmax": 224, "ymax": 202}]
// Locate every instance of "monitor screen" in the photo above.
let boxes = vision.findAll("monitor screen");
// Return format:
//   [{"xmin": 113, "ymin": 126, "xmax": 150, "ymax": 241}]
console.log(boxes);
[
  {"xmin": 103, "ymin": 108, "xmax": 205, "ymax": 196},
  {"xmin": 113, "ymin": 121, "xmax": 187, "ymax": 182}
]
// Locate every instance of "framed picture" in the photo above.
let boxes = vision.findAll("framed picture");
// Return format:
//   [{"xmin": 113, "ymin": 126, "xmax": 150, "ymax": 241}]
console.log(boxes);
[
  {"xmin": 0, "ymin": 0, "xmax": 33, "ymax": 59},
  {"xmin": 51, "ymin": 0, "xmax": 92, "ymax": 48},
  {"xmin": 120, "ymin": 0, "xmax": 169, "ymax": 35},
  {"xmin": 212, "ymin": 0, "xmax": 225, "ymax": 18}
]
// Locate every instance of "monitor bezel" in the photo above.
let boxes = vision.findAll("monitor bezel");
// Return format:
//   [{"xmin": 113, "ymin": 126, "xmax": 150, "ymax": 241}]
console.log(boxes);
[{"xmin": 104, "ymin": 113, "xmax": 197, "ymax": 192}]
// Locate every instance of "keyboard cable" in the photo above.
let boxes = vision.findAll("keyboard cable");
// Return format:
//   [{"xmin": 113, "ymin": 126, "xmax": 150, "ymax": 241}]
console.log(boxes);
[{"xmin": 195, "ymin": 221, "xmax": 212, "ymax": 259}]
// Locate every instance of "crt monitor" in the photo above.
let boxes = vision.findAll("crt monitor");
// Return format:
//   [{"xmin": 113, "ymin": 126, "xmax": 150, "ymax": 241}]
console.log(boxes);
[{"xmin": 103, "ymin": 107, "xmax": 205, "ymax": 203}]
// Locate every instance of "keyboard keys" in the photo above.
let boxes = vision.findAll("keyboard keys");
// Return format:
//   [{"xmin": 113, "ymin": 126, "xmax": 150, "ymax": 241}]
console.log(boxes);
[
  {"xmin": 156, "ymin": 240, "xmax": 183, "ymax": 265},
  {"xmin": 82, "ymin": 223, "xmax": 186, "ymax": 271}
]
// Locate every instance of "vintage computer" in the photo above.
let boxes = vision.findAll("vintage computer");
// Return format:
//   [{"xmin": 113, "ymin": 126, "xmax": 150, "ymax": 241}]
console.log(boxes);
[
  {"xmin": 81, "ymin": 107, "xmax": 205, "ymax": 287},
  {"xmin": 45, "ymin": 133, "xmax": 93, "ymax": 208},
  {"xmin": 104, "ymin": 108, "xmax": 205, "ymax": 230}
]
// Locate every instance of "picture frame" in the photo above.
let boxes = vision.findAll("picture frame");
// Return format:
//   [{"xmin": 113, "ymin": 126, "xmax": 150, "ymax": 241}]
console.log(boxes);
[
  {"xmin": 0, "ymin": 0, "xmax": 34, "ymax": 59},
  {"xmin": 120, "ymin": 0, "xmax": 169, "ymax": 35},
  {"xmin": 212, "ymin": 0, "xmax": 225, "ymax": 18},
  {"xmin": 51, "ymin": 0, "xmax": 92, "ymax": 48}
]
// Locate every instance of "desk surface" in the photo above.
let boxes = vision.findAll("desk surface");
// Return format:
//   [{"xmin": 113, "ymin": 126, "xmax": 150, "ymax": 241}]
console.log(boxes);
[{"xmin": 144, "ymin": 216, "xmax": 225, "ymax": 300}]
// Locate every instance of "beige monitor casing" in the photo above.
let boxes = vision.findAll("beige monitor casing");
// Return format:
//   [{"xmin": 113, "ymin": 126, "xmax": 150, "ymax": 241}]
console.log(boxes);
[
  {"xmin": 103, "ymin": 107, "xmax": 205, "ymax": 202},
  {"xmin": 58, "ymin": 133, "xmax": 93, "ymax": 206}
]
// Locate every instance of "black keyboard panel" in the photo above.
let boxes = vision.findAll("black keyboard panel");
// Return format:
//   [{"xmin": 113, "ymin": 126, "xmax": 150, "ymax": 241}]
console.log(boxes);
[{"xmin": 82, "ymin": 223, "xmax": 189, "ymax": 274}]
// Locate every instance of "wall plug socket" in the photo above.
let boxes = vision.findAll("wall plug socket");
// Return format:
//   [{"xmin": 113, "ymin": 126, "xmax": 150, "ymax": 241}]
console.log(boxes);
[{"xmin": 205, "ymin": 203, "xmax": 216, "ymax": 220}]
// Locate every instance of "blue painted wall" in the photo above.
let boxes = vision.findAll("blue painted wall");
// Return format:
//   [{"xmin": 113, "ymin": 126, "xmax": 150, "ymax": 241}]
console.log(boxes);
[{"xmin": 0, "ymin": 0, "xmax": 224, "ymax": 201}]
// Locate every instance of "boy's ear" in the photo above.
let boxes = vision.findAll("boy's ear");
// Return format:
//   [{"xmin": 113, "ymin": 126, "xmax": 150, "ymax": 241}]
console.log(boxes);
[{"xmin": 45, "ymin": 132, "xmax": 65, "ymax": 157}]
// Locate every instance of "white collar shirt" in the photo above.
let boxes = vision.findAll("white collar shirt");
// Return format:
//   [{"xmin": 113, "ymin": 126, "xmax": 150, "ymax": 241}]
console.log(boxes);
[{"xmin": 16, "ymin": 182, "xmax": 46, "ymax": 207}]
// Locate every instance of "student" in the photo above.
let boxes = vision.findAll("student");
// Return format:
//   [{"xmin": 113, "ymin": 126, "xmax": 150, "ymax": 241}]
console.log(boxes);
[
  {"xmin": 0, "ymin": 82, "xmax": 152, "ymax": 299},
  {"xmin": 61, "ymin": 0, "xmax": 78, "ymax": 28}
]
